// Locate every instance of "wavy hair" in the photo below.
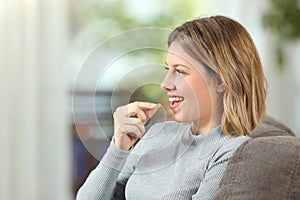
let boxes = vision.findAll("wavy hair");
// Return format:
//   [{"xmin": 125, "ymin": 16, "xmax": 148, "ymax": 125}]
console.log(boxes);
[{"xmin": 168, "ymin": 15, "xmax": 266, "ymax": 136}]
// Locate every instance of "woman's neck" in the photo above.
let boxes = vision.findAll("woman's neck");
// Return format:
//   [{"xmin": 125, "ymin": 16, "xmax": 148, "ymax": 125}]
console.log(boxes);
[{"xmin": 192, "ymin": 112, "xmax": 222, "ymax": 135}]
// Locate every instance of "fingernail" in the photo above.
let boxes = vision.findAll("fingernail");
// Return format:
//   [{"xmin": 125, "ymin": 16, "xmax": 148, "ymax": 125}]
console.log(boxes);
[
  {"xmin": 155, "ymin": 103, "xmax": 161, "ymax": 108},
  {"xmin": 152, "ymin": 103, "xmax": 161, "ymax": 109},
  {"xmin": 150, "ymin": 103, "xmax": 157, "ymax": 108}
]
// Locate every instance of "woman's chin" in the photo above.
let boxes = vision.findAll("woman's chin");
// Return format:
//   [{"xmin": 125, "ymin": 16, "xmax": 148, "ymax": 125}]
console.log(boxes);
[
  {"xmin": 173, "ymin": 113, "xmax": 189, "ymax": 123},
  {"xmin": 172, "ymin": 111, "xmax": 198, "ymax": 124}
]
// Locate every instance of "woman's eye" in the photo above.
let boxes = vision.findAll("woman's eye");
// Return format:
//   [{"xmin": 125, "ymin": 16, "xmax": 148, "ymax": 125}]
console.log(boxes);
[
  {"xmin": 175, "ymin": 69, "xmax": 185, "ymax": 76},
  {"xmin": 164, "ymin": 66, "xmax": 169, "ymax": 71},
  {"xmin": 164, "ymin": 65, "xmax": 186, "ymax": 76}
]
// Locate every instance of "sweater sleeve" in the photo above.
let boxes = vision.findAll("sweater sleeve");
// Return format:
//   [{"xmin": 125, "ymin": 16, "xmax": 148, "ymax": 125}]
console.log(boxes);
[
  {"xmin": 76, "ymin": 139, "xmax": 133, "ymax": 200},
  {"xmin": 191, "ymin": 136, "xmax": 249, "ymax": 200},
  {"xmin": 76, "ymin": 123, "xmax": 160, "ymax": 200}
]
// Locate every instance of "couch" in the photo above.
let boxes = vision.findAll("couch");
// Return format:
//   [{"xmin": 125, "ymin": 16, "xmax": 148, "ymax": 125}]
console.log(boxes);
[{"xmin": 215, "ymin": 116, "xmax": 300, "ymax": 200}]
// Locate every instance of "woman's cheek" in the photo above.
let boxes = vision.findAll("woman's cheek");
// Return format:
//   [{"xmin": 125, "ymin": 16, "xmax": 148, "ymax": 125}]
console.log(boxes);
[{"xmin": 189, "ymin": 76, "xmax": 211, "ymax": 108}]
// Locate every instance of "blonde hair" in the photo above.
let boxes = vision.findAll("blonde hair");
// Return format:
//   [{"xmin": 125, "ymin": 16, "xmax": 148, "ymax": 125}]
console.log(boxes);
[{"xmin": 168, "ymin": 15, "xmax": 266, "ymax": 136}]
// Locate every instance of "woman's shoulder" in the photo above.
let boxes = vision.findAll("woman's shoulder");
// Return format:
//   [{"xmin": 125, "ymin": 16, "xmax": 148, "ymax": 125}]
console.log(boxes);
[
  {"xmin": 223, "ymin": 135, "xmax": 250, "ymax": 149},
  {"xmin": 211, "ymin": 135, "xmax": 250, "ymax": 162}
]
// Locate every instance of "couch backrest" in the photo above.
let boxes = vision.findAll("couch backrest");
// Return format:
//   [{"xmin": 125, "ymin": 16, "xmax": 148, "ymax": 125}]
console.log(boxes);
[
  {"xmin": 250, "ymin": 116, "xmax": 295, "ymax": 138},
  {"xmin": 215, "ymin": 117, "xmax": 300, "ymax": 200}
]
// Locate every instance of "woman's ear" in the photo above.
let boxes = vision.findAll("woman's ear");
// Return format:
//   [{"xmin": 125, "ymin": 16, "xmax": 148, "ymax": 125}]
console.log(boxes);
[{"xmin": 215, "ymin": 74, "xmax": 226, "ymax": 93}]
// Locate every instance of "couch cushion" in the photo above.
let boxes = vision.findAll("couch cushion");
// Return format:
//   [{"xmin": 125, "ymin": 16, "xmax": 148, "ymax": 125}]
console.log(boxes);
[
  {"xmin": 250, "ymin": 116, "xmax": 295, "ymax": 138},
  {"xmin": 214, "ymin": 136, "xmax": 300, "ymax": 200}
]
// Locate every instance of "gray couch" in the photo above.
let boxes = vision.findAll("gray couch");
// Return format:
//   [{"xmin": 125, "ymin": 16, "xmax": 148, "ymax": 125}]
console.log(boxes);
[{"xmin": 215, "ymin": 117, "xmax": 300, "ymax": 200}]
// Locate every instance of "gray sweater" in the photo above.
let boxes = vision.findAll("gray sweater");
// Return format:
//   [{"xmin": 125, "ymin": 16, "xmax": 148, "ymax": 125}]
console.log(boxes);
[{"xmin": 76, "ymin": 121, "xmax": 249, "ymax": 200}]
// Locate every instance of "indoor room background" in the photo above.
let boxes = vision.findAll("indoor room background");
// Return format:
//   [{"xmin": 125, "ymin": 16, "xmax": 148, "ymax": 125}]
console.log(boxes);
[{"xmin": 0, "ymin": 0, "xmax": 299, "ymax": 199}]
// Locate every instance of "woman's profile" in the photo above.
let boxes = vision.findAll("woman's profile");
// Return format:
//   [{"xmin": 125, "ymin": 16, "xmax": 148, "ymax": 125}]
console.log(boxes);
[{"xmin": 76, "ymin": 15, "xmax": 266, "ymax": 200}]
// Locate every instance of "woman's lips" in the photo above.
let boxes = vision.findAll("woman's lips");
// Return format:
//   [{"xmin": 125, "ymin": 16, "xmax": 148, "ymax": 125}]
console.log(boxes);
[{"xmin": 169, "ymin": 96, "xmax": 184, "ymax": 110}]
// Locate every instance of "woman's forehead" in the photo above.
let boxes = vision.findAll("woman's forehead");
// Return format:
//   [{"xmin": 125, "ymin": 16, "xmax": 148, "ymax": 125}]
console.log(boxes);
[
  {"xmin": 167, "ymin": 42, "xmax": 209, "ymax": 75},
  {"xmin": 167, "ymin": 42, "xmax": 193, "ymax": 62},
  {"xmin": 167, "ymin": 42, "xmax": 200, "ymax": 67}
]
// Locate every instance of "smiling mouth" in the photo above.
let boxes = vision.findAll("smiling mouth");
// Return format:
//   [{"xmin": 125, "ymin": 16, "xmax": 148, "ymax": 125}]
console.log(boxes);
[
  {"xmin": 169, "ymin": 96, "xmax": 184, "ymax": 102},
  {"xmin": 169, "ymin": 96, "xmax": 184, "ymax": 109}
]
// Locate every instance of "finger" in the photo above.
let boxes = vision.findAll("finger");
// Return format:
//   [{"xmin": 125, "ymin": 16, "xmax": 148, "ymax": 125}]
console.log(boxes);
[
  {"xmin": 113, "ymin": 106, "xmax": 144, "ymax": 122},
  {"xmin": 132, "ymin": 102, "xmax": 161, "ymax": 121},
  {"xmin": 121, "ymin": 106, "xmax": 146, "ymax": 122},
  {"xmin": 135, "ymin": 109, "xmax": 147, "ymax": 121},
  {"xmin": 115, "ymin": 117, "xmax": 145, "ymax": 134},
  {"xmin": 120, "ymin": 117, "xmax": 145, "ymax": 129},
  {"xmin": 117, "ymin": 102, "xmax": 157, "ymax": 118},
  {"xmin": 145, "ymin": 109, "xmax": 158, "ymax": 119},
  {"xmin": 127, "ymin": 103, "xmax": 154, "ymax": 121},
  {"xmin": 114, "ymin": 102, "xmax": 160, "ymax": 127},
  {"xmin": 131, "ymin": 101, "xmax": 157, "ymax": 110},
  {"xmin": 118, "ymin": 124, "xmax": 145, "ymax": 138},
  {"xmin": 144, "ymin": 104, "xmax": 161, "ymax": 123}
]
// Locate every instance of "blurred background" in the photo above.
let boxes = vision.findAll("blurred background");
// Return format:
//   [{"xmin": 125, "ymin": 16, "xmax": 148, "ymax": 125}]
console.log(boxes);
[{"xmin": 0, "ymin": 0, "xmax": 299, "ymax": 199}]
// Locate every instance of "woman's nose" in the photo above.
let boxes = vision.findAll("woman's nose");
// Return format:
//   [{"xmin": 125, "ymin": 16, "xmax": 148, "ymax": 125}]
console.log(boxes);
[{"xmin": 160, "ymin": 73, "xmax": 175, "ymax": 91}]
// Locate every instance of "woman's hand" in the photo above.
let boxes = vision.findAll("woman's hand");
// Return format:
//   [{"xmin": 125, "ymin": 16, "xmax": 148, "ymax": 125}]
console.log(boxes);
[{"xmin": 113, "ymin": 101, "xmax": 159, "ymax": 151}]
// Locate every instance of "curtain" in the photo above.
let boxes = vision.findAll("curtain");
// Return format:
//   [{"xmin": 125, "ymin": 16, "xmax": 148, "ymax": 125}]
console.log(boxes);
[{"xmin": 0, "ymin": 0, "xmax": 72, "ymax": 199}]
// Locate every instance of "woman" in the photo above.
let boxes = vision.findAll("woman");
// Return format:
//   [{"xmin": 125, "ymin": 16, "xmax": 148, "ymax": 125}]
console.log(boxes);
[{"xmin": 77, "ymin": 15, "xmax": 266, "ymax": 199}]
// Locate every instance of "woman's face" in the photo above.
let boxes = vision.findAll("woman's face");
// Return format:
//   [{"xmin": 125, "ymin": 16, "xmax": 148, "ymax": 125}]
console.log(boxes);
[{"xmin": 161, "ymin": 41, "xmax": 222, "ymax": 131}]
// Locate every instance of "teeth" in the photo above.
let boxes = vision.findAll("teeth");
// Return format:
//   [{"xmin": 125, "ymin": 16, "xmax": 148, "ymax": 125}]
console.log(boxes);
[{"xmin": 169, "ymin": 97, "xmax": 184, "ymax": 102}]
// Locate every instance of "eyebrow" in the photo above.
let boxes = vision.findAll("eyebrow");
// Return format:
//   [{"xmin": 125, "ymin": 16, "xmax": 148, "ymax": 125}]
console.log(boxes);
[{"xmin": 164, "ymin": 61, "xmax": 191, "ymax": 69}]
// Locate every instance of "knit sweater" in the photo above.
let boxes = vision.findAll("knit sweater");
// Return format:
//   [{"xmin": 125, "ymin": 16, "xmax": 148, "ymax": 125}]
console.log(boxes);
[{"xmin": 76, "ymin": 121, "xmax": 249, "ymax": 200}]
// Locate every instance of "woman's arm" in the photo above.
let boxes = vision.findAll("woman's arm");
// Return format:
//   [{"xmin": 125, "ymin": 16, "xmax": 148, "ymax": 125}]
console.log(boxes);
[
  {"xmin": 76, "ymin": 140, "xmax": 132, "ymax": 200},
  {"xmin": 76, "ymin": 102, "xmax": 159, "ymax": 199}
]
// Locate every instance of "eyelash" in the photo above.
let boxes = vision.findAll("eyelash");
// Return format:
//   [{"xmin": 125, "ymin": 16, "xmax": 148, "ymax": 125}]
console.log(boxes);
[
  {"xmin": 164, "ymin": 66, "xmax": 186, "ymax": 76},
  {"xmin": 175, "ymin": 69, "xmax": 185, "ymax": 76}
]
